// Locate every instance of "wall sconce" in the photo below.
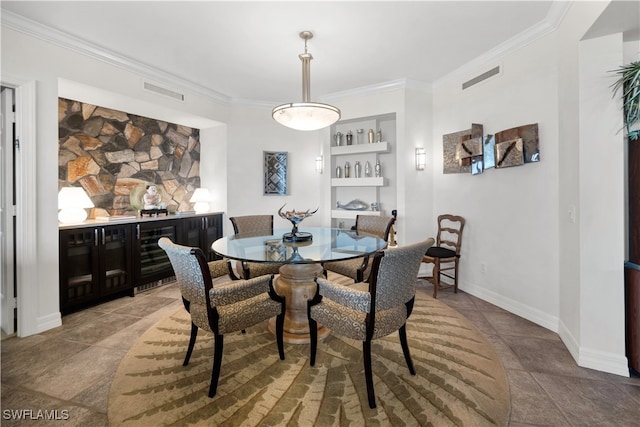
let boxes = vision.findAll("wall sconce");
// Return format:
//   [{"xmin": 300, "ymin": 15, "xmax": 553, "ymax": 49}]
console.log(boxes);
[
  {"xmin": 315, "ymin": 156, "xmax": 323, "ymax": 174},
  {"xmin": 58, "ymin": 187, "xmax": 94, "ymax": 224},
  {"xmin": 415, "ymin": 147, "xmax": 426, "ymax": 170},
  {"xmin": 190, "ymin": 188, "xmax": 213, "ymax": 214}
]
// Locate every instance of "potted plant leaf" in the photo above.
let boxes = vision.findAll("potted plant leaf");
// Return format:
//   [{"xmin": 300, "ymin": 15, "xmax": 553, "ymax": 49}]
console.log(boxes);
[{"xmin": 612, "ymin": 60, "xmax": 640, "ymax": 140}]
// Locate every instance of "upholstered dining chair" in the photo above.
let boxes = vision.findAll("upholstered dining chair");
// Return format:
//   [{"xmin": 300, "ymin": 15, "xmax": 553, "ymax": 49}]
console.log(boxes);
[
  {"xmin": 322, "ymin": 213, "xmax": 396, "ymax": 283},
  {"xmin": 418, "ymin": 214, "xmax": 465, "ymax": 298},
  {"xmin": 158, "ymin": 237, "xmax": 285, "ymax": 398},
  {"xmin": 308, "ymin": 238, "xmax": 434, "ymax": 409},
  {"xmin": 229, "ymin": 215, "xmax": 283, "ymax": 279}
]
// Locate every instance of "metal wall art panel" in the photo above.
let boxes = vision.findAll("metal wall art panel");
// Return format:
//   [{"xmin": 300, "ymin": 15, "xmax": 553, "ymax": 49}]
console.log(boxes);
[
  {"xmin": 264, "ymin": 151, "xmax": 288, "ymax": 195},
  {"xmin": 495, "ymin": 137, "xmax": 524, "ymax": 168},
  {"xmin": 495, "ymin": 123, "xmax": 540, "ymax": 163},
  {"xmin": 443, "ymin": 123, "xmax": 484, "ymax": 174}
]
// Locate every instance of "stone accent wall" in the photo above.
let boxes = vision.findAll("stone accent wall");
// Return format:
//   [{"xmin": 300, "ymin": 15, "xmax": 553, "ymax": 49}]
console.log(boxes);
[{"xmin": 58, "ymin": 98, "xmax": 201, "ymax": 215}]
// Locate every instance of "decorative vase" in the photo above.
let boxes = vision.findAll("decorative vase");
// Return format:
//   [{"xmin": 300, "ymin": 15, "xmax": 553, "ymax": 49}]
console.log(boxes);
[
  {"xmin": 334, "ymin": 132, "xmax": 343, "ymax": 146},
  {"xmin": 357, "ymin": 129, "xmax": 364, "ymax": 144},
  {"xmin": 375, "ymin": 159, "xmax": 381, "ymax": 177},
  {"xmin": 354, "ymin": 161, "xmax": 361, "ymax": 178},
  {"xmin": 336, "ymin": 165, "xmax": 342, "ymax": 178},
  {"xmin": 376, "ymin": 129, "xmax": 382, "ymax": 143},
  {"xmin": 368, "ymin": 129, "xmax": 374, "ymax": 144},
  {"xmin": 346, "ymin": 131, "xmax": 353, "ymax": 145},
  {"xmin": 344, "ymin": 161, "xmax": 351, "ymax": 178},
  {"xmin": 364, "ymin": 161, "xmax": 371, "ymax": 177}
]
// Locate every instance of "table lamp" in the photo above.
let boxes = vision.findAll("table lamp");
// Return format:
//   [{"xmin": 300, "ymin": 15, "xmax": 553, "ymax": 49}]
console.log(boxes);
[
  {"xmin": 190, "ymin": 188, "xmax": 212, "ymax": 214},
  {"xmin": 58, "ymin": 187, "xmax": 94, "ymax": 224}
]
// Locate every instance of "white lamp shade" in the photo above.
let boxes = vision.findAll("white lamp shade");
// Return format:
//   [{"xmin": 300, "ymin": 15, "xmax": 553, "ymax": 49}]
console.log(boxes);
[
  {"xmin": 272, "ymin": 102, "xmax": 341, "ymax": 131},
  {"xmin": 58, "ymin": 187, "xmax": 94, "ymax": 224},
  {"xmin": 190, "ymin": 188, "xmax": 212, "ymax": 213}
]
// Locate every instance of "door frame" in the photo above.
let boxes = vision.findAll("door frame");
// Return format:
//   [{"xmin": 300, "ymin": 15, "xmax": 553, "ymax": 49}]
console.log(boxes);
[{"xmin": 2, "ymin": 75, "xmax": 38, "ymax": 337}]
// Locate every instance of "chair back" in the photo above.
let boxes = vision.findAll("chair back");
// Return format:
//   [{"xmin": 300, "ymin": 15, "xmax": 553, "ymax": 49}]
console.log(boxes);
[
  {"xmin": 230, "ymin": 215, "xmax": 274, "ymax": 235},
  {"xmin": 369, "ymin": 239, "xmax": 434, "ymax": 311},
  {"xmin": 436, "ymin": 214, "xmax": 465, "ymax": 255},
  {"xmin": 158, "ymin": 237, "xmax": 212, "ymax": 310},
  {"xmin": 355, "ymin": 214, "xmax": 396, "ymax": 241}
]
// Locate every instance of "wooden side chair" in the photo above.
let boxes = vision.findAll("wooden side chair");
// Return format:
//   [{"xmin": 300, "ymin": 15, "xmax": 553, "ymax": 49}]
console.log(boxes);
[
  {"xmin": 158, "ymin": 237, "xmax": 285, "ymax": 398},
  {"xmin": 419, "ymin": 214, "xmax": 465, "ymax": 298},
  {"xmin": 308, "ymin": 238, "xmax": 434, "ymax": 408},
  {"xmin": 229, "ymin": 215, "xmax": 283, "ymax": 279},
  {"xmin": 322, "ymin": 213, "xmax": 396, "ymax": 283}
]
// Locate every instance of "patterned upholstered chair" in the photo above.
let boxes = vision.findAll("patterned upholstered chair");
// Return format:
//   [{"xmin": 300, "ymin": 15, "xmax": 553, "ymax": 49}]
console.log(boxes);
[
  {"xmin": 418, "ymin": 214, "xmax": 465, "ymax": 298},
  {"xmin": 322, "ymin": 213, "xmax": 396, "ymax": 283},
  {"xmin": 308, "ymin": 238, "xmax": 434, "ymax": 409},
  {"xmin": 229, "ymin": 215, "xmax": 283, "ymax": 279},
  {"xmin": 158, "ymin": 237, "xmax": 285, "ymax": 398}
]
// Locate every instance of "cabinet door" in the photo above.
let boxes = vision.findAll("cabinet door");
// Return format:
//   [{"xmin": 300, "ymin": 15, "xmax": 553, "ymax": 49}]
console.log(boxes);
[
  {"xmin": 180, "ymin": 216, "xmax": 204, "ymax": 249},
  {"xmin": 134, "ymin": 219, "xmax": 180, "ymax": 285},
  {"xmin": 59, "ymin": 228, "xmax": 100, "ymax": 312},
  {"xmin": 99, "ymin": 224, "xmax": 133, "ymax": 297}
]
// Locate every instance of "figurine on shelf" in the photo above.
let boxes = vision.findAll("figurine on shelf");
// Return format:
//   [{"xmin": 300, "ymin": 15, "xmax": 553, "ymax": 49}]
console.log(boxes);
[
  {"xmin": 375, "ymin": 159, "xmax": 382, "ymax": 177},
  {"xmin": 365, "ymin": 161, "xmax": 371, "ymax": 177},
  {"xmin": 143, "ymin": 185, "xmax": 166, "ymax": 210}
]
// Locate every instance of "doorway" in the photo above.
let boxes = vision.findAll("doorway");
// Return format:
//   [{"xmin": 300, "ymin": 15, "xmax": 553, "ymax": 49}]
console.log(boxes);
[{"xmin": 1, "ymin": 86, "xmax": 17, "ymax": 337}]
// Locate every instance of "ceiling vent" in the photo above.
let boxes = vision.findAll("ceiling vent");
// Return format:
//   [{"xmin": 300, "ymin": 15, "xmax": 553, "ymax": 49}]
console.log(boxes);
[
  {"xmin": 143, "ymin": 81, "xmax": 185, "ymax": 101},
  {"xmin": 462, "ymin": 66, "xmax": 501, "ymax": 90}
]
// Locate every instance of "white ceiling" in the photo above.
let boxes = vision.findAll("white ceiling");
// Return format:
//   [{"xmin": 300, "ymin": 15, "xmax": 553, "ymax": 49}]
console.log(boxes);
[{"xmin": 2, "ymin": 1, "xmax": 635, "ymax": 106}]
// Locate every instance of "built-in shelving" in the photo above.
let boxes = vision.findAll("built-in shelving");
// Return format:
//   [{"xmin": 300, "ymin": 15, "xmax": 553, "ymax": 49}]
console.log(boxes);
[
  {"xmin": 330, "ymin": 141, "xmax": 389, "ymax": 156},
  {"xmin": 331, "ymin": 177, "xmax": 385, "ymax": 187}
]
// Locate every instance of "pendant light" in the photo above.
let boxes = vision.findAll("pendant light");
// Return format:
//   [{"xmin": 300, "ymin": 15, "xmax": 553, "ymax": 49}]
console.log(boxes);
[{"xmin": 272, "ymin": 31, "xmax": 341, "ymax": 131}]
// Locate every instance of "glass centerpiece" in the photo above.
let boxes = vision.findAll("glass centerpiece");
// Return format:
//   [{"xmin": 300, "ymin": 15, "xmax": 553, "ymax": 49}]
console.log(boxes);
[{"xmin": 278, "ymin": 204, "xmax": 318, "ymax": 242}]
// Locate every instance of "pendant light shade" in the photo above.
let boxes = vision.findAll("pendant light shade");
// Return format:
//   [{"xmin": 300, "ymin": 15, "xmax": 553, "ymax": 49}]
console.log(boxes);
[{"xmin": 272, "ymin": 31, "xmax": 340, "ymax": 131}]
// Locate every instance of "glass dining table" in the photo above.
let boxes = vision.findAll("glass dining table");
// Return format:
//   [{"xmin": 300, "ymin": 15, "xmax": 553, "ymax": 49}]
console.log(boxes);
[{"xmin": 211, "ymin": 227, "xmax": 387, "ymax": 344}]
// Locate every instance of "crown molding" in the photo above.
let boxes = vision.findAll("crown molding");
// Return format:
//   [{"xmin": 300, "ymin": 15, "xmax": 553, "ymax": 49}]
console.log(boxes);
[
  {"xmin": 320, "ymin": 78, "xmax": 432, "ymax": 103},
  {"xmin": 433, "ymin": 0, "xmax": 572, "ymax": 89},
  {"xmin": 1, "ymin": 10, "xmax": 231, "ymax": 104}
]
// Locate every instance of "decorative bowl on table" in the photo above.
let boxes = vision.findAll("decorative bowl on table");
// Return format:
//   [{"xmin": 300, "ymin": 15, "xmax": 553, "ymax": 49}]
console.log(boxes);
[{"xmin": 278, "ymin": 204, "xmax": 318, "ymax": 242}]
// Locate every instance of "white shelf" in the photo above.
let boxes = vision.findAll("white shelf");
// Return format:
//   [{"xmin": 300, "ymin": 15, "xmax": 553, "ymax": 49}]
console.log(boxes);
[
  {"xmin": 331, "ymin": 177, "xmax": 385, "ymax": 187},
  {"xmin": 330, "ymin": 141, "xmax": 389, "ymax": 156},
  {"xmin": 331, "ymin": 210, "xmax": 381, "ymax": 219}
]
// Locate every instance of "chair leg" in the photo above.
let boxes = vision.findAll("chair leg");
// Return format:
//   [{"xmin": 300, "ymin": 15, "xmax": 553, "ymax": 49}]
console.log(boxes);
[
  {"xmin": 276, "ymin": 313, "xmax": 285, "ymax": 360},
  {"xmin": 453, "ymin": 258, "xmax": 459, "ymax": 293},
  {"xmin": 309, "ymin": 317, "xmax": 318, "ymax": 366},
  {"xmin": 184, "ymin": 322, "xmax": 198, "ymax": 366},
  {"xmin": 363, "ymin": 340, "xmax": 376, "ymax": 409},
  {"xmin": 208, "ymin": 334, "xmax": 224, "ymax": 398},
  {"xmin": 399, "ymin": 324, "xmax": 416, "ymax": 375},
  {"xmin": 432, "ymin": 259, "xmax": 441, "ymax": 298}
]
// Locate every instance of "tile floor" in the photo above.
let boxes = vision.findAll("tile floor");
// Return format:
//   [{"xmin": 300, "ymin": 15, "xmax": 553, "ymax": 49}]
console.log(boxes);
[{"xmin": 1, "ymin": 279, "xmax": 639, "ymax": 426}]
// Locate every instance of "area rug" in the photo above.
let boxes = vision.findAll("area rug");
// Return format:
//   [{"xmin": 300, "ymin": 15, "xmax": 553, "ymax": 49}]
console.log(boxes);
[{"xmin": 108, "ymin": 285, "xmax": 510, "ymax": 426}]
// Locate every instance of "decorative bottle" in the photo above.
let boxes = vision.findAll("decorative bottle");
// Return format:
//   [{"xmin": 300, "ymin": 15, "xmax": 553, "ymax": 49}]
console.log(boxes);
[
  {"xmin": 375, "ymin": 159, "xmax": 381, "ymax": 177},
  {"xmin": 368, "ymin": 129, "xmax": 374, "ymax": 144},
  {"xmin": 346, "ymin": 131, "xmax": 353, "ymax": 145},
  {"xmin": 364, "ymin": 161, "xmax": 371, "ymax": 177},
  {"xmin": 376, "ymin": 128, "xmax": 382, "ymax": 143},
  {"xmin": 357, "ymin": 129, "xmax": 364, "ymax": 144},
  {"xmin": 354, "ymin": 161, "xmax": 361, "ymax": 178},
  {"xmin": 344, "ymin": 161, "xmax": 351, "ymax": 178},
  {"xmin": 336, "ymin": 165, "xmax": 342, "ymax": 178}
]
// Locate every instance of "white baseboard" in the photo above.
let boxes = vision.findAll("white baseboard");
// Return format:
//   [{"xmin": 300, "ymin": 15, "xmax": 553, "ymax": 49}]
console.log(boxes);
[
  {"xmin": 37, "ymin": 312, "xmax": 62, "ymax": 334},
  {"xmin": 463, "ymin": 283, "xmax": 630, "ymax": 377}
]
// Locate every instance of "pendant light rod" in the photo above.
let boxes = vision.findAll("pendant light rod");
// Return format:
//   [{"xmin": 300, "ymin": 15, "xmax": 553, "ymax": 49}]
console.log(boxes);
[{"xmin": 299, "ymin": 31, "xmax": 313, "ymax": 103}]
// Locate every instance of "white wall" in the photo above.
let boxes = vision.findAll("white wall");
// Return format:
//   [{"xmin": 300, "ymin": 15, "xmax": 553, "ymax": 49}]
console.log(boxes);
[
  {"xmin": 432, "ymin": 37, "xmax": 561, "ymax": 331},
  {"xmin": 577, "ymin": 32, "xmax": 626, "ymax": 374},
  {"xmin": 431, "ymin": 1, "xmax": 628, "ymax": 375},
  {"xmin": 225, "ymin": 105, "xmax": 325, "ymax": 234}
]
